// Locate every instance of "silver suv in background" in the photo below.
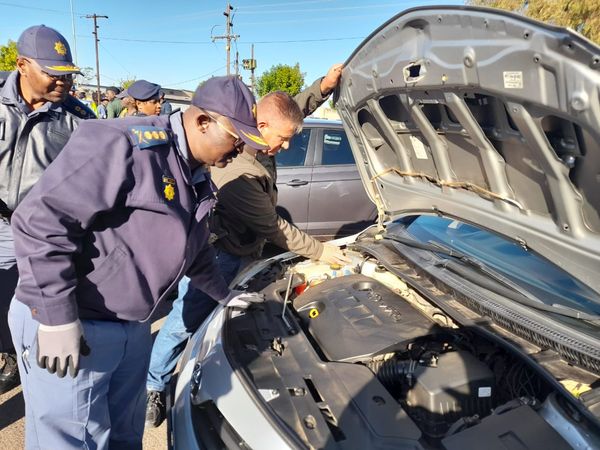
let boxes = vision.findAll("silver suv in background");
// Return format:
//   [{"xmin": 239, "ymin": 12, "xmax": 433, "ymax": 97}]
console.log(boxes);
[{"xmin": 275, "ymin": 119, "xmax": 376, "ymax": 239}]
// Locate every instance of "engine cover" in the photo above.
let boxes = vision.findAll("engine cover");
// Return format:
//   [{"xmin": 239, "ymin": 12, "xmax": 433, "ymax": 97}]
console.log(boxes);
[
  {"xmin": 405, "ymin": 351, "xmax": 496, "ymax": 437},
  {"xmin": 293, "ymin": 274, "xmax": 435, "ymax": 362}
]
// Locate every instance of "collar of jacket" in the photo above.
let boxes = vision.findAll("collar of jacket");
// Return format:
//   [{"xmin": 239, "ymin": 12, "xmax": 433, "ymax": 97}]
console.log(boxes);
[
  {"xmin": 167, "ymin": 111, "xmax": 208, "ymax": 186},
  {"xmin": 234, "ymin": 150, "xmax": 273, "ymax": 178},
  {"xmin": 0, "ymin": 70, "xmax": 64, "ymax": 117}
]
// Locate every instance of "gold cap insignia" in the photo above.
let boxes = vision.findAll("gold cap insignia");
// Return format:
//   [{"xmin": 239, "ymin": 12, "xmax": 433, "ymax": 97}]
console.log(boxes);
[
  {"xmin": 54, "ymin": 41, "xmax": 67, "ymax": 56},
  {"xmin": 252, "ymin": 103, "xmax": 257, "ymax": 119}
]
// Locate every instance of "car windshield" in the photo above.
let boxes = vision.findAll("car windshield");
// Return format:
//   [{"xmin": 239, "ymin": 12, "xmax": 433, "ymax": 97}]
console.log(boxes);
[{"xmin": 391, "ymin": 216, "xmax": 600, "ymax": 327}]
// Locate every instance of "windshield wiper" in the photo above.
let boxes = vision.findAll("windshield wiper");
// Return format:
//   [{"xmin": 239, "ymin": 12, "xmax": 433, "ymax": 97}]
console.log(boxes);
[{"xmin": 381, "ymin": 232, "xmax": 600, "ymax": 324}]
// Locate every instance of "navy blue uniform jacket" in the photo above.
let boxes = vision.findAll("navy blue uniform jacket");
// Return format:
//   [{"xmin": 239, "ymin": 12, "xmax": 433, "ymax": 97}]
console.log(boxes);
[{"xmin": 11, "ymin": 113, "xmax": 230, "ymax": 326}]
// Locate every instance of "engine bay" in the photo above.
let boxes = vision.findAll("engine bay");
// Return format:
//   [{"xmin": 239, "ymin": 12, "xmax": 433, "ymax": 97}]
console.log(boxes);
[{"xmin": 223, "ymin": 244, "xmax": 600, "ymax": 449}]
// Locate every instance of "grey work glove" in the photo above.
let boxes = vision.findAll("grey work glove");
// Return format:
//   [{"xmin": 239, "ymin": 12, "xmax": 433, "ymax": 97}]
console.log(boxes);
[
  {"xmin": 36, "ymin": 320, "xmax": 90, "ymax": 378},
  {"xmin": 219, "ymin": 290, "xmax": 265, "ymax": 309}
]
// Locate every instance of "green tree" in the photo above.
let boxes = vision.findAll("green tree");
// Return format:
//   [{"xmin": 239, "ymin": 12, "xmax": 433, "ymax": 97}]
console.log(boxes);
[
  {"xmin": 120, "ymin": 78, "xmax": 137, "ymax": 90},
  {"xmin": 0, "ymin": 40, "xmax": 18, "ymax": 71},
  {"xmin": 256, "ymin": 63, "xmax": 304, "ymax": 98},
  {"xmin": 468, "ymin": 0, "xmax": 600, "ymax": 44}
]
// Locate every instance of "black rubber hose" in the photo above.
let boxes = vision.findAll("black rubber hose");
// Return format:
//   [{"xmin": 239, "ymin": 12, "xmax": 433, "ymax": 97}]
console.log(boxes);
[{"xmin": 367, "ymin": 359, "xmax": 417, "ymax": 388}]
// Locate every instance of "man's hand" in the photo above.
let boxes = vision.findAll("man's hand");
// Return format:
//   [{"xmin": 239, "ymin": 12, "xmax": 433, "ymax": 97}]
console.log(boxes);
[
  {"xmin": 320, "ymin": 63, "xmax": 343, "ymax": 96},
  {"xmin": 319, "ymin": 244, "xmax": 351, "ymax": 266},
  {"xmin": 36, "ymin": 320, "xmax": 90, "ymax": 378},
  {"xmin": 220, "ymin": 290, "xmax": 265, "ymax": 309}
]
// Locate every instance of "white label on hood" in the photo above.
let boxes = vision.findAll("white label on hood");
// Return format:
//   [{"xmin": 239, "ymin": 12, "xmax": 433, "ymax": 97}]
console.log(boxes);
[
  {"xmin": 410, "ymin": 136, "xmax": 428, "ymax": 160},
  {"xmin": 478, "ymin": 387, "xmax": 492, "ymax": 397},
  {"xmin": 503, "ymin": 71, "xmax": 523, "ymax": 89}
]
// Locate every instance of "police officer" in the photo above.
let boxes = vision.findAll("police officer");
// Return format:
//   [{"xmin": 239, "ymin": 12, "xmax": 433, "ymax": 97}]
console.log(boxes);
[
  {"xmin": 127, "ymin": 79, "xmax": 162, "ymax": 116},
  {"xmin": 0, "ymin": 25, "xmax": 94, "ymax": 394},
  {"xmin": 9, "ymin": 76, "xmax": 264, "ymax": 449}
]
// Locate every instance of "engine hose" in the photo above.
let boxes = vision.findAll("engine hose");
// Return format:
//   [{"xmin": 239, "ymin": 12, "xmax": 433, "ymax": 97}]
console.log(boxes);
[{"xmin": 367, "ymin": 359, "xmax": 418, "ymax": 388}]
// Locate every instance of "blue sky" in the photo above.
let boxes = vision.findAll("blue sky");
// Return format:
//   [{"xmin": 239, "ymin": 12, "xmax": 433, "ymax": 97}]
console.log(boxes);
[{"xmin": 0, "ymin": 0, "xmax": 459, "ymax": 91}]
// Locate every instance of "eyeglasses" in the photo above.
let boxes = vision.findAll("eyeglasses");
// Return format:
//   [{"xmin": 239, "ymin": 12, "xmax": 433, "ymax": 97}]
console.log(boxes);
[
  {"xmin": 25, "ymin": 58, "xmax": 73, "ymax": 81},
  {"xmin": 206, "ymin": 111, "xmax": 245, "ymax": 152},
  {"xmin": 42, "ymin": 71, "xmax": 74, "ymax": 82}
]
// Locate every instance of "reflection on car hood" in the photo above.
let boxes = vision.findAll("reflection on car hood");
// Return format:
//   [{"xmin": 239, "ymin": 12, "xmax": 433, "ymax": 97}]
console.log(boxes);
[{"xmin": 336, "ymin": 5, "xmax": 600, "ymax": 295}]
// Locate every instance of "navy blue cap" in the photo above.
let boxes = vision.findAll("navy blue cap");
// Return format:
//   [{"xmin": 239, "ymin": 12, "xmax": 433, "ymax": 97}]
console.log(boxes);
[
  {"xmin": 192, "ymin": 76, "xmax": 267, "ymax": 150},
  {"xmin": 17, "ymin": 25, "xmax": 81, "ymax": 76},
  {"xmin": 127, "ymin": 80, "xmax": 161, "ymax": 101}
]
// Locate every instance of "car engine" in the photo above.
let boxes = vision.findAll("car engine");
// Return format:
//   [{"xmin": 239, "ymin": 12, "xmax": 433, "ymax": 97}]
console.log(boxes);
[{"xmin": 222, "ymin": 251, "xmax": 598, "ymax": 449}]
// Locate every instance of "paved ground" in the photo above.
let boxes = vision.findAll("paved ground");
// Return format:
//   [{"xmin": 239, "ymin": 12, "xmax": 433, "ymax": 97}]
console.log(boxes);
[{"xmin": 0, "ymin": 301, "xmax": 173, "ymax": 450}]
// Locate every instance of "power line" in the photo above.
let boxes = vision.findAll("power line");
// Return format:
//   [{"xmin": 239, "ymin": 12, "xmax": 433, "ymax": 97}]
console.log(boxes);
[
  {"xmin": 244, "ymin": 36, "xmax": 364, "ymax": 44},
  {"xmin": 98, "ymin": 42, "xmax": 132, "ymax": 78},
  {"xmin": 235, "ymin": 2, "xmax": 403, "ymax": 15},
  {"xmin": 78, "ymin": 36, "xmax": 214, "ymax": 45},
  {"xmin": 76, "ymin": 35, "xmax": 365, "ymax": 45},
  {"xmin": 0, "ymin": 1, "xmax": 78, "ymax": 14},
  {"xmin": 167, "ymin": 65, "xmax": 228, "ymax": 87},
  {"xmin": 238, "ymin": 11, "xmax": 398, "ymax": 27},
  {"xmin": 236, "ymin": 0, "xmax": 336, "ymax": 9}
]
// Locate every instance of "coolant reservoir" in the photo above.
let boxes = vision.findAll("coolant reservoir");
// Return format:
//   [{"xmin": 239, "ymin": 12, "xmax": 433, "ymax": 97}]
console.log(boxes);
[
  {"xmin": 361, "ymin": 260, "xmax": 408, "ymax": 292},
  {"xmin": 292, "ymin": 253, "xmax": 362, "ymax": 293}
]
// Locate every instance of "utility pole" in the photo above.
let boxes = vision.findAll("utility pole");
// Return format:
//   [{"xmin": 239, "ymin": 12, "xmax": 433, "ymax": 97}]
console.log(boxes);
[
  {"xmin": 234, "ymin": 50, "xmax": 239, "ymax": 77},
  {"xmin": 85, "ymin": 14, "xmax": 108, "ymax": 106},
  {"xmin": 242, "ymin": 44, "xmax": 257, "ymax": 94},
  {"xmin": 69, "ymin": 0, "xmax": 78, "ymax": 66},
  {"xmin": 212, "ymin": 2, "xmax": 239, "ymax": 76},
  {"xmin": 250, "ymin": 44, "xmax": 255, "ymax": 92}
]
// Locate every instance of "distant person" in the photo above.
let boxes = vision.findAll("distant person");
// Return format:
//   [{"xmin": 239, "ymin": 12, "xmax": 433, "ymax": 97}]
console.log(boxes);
[
  {"xmin": 77, "ymin": 90, "xmax": 92, "ymax": 108},
  {"xmin": 117, "ymin": 93, "xmax": 137, "ymax": 117},
  {"xmin": 159, "ymin": 90, "xmax": 172, "ymax": 115},
  {"xmin": 97, "ymin": 95, "xmax": 108, "ymax": 119},
  {"xmin": 105, "ymin": 85, "xmax": 123, "ymax": 118},
  {"xmin": 90, "ymin": 92, "xmax": 100, "ymax": 117},
  {"xmin": 125, "ymin": 80, "xmax": 162, "ymax": 116}
]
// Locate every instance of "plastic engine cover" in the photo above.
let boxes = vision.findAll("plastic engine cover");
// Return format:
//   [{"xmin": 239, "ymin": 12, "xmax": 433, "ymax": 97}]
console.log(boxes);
[
  {"xmin": 293, "ymin": 274, "xmax": 435, "ymax": 362},
  {"xmin": 405, "ymin": 350, "xmax": 495, "ymax": 437}
]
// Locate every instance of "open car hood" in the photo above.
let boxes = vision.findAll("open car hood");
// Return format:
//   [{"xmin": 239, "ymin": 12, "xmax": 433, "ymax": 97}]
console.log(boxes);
[{"xmin": 336, "ymin": 6, "xmax": 600, "ymax": 295}]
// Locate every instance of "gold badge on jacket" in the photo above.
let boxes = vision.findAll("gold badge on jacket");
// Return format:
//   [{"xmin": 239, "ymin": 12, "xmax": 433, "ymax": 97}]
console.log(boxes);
[{"xmin": 163, "ymin": 176, "xmax": 176, "ymax": 201}]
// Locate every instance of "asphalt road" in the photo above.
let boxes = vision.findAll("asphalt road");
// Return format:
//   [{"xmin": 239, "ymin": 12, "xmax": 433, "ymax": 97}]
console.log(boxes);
[{"xmin": 0, "ymin": 301, "xmax": 173, "ymax": 450}]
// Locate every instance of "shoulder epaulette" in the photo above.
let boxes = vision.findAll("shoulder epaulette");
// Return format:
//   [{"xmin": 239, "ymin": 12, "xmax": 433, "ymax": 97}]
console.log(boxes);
[
  {"xmin": 63, "ymin": 96, "xmax": 96, "ymax": 119},
  {"xmin": 127, "ymin": 125, "xmax": 170, "ymax": 149}
]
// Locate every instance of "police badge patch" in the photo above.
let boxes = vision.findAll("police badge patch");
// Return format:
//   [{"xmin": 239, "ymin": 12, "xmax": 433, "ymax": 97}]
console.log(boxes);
[{"xmin": 163, "ymin": 176, "xmax": 176, "ymax": 201}]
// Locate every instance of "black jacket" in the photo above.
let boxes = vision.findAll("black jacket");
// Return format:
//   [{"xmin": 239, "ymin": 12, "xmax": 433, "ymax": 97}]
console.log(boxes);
[{"xmin": 0, "ymin": 70, "xmax": 95, "ymax": 214}]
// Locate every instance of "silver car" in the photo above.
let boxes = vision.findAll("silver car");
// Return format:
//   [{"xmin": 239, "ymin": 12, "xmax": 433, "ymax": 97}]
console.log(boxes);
[
  {"xmin": 172, "ymin": 5, "xmax": 600, "ymax": 449},
  {"xmin": 276, "ymin": 119, "xmax": 377, "ymax": 240}
]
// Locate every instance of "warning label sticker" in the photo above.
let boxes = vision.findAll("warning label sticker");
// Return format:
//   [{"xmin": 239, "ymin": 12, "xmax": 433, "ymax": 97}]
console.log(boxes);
[
  {"xmin": 503, "ymin": 71, "xmax": 523, "ymax": 89},
  {"xmin": 410, "ymin": 136, "xmax": 428, "ymax": 160}
]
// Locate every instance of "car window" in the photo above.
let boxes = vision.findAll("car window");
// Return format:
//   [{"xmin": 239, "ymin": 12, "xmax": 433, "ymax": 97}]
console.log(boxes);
[
  {"xmin": 321, "ymin": 129, "xmax": 355, "ymax": 165},
  {"xmin": 276, "ymin": 129, "xmax": 311, "ymax": 167}
]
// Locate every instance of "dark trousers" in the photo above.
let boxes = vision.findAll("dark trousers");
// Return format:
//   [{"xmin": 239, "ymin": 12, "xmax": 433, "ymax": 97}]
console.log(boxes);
[{"xmin": 0, "ymin": 218, "xmax": 17, "ymax": 353}]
